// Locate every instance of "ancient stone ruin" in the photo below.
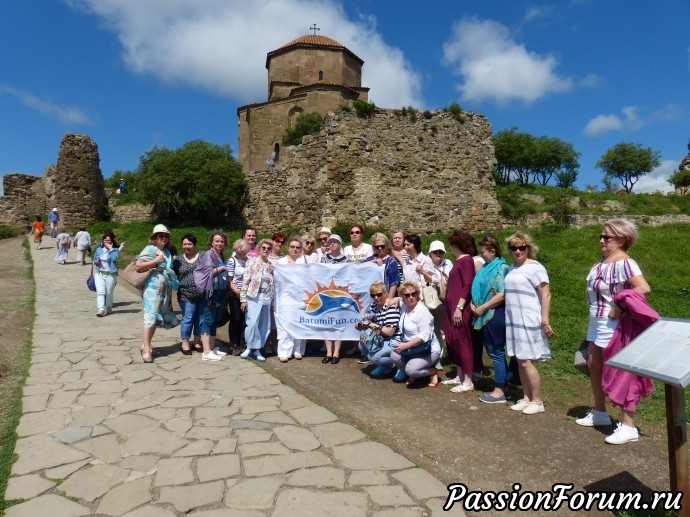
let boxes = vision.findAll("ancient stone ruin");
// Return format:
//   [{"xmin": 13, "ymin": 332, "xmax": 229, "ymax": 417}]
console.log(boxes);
[
  {"xmin": 244, "ymin": 109, "xmax": 502, "ymax": 234},
  {"xmin": 0, "ymin": 133, "xmax": 108, "ymax": 231}
]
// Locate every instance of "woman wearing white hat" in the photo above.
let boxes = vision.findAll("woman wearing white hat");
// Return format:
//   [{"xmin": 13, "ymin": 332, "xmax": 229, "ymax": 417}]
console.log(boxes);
[
  {"xmin": 427, "ymin": 240, "xmax": 452, "ymax": 349},
  {"xmin": 135, "ymin": 224, "xmax": 179, "ymax": 363},
  {"xmin": 320, "ymin": 234, "xmax": 350, "ymax": 363}
]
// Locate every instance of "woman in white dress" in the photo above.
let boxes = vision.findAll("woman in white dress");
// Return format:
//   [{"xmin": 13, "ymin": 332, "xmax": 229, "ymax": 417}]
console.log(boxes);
[
  {"xmin": 504, "ymin": 232, "xmax": 556, "ymax": 415},
  {"xmin": 344, "ymin": 224, "xmax": 373, "ymax": 263}
]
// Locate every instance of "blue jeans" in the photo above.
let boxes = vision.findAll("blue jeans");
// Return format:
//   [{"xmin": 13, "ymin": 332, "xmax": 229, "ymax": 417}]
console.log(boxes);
[
  {"xmin": 179, "ymin": 299, "xmax": 203, "ymax": 340},
  {"xmin": 484, "ymin": 339, "xmax": 518, "ymax": 388},
  {"xmin": 245, "ymin": 299, "xmax": 271, "ymax": 351},
  {"xmin": 200, "ymin": 291, "xmax": 228, "ymax": 337},
  {"xmin": 359, "ymin": 340, "xmax": 396, "ymax": 367},
  {"xmin": 95, "ymin": 271, "xmax": 117, "ymax": 310}
]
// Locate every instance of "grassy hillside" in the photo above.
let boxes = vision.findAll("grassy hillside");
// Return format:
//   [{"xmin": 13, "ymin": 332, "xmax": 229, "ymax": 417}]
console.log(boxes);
[{"xmin": 88, "ymin": 221, "xmax": 690, "ymax": 427}]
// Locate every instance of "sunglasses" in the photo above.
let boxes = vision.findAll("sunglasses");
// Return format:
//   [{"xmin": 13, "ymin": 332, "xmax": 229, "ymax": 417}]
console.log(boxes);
[
  {"xmin": 370, "ymin": 292, "xmax": 385, "ymax": 298},
  {"xmin": 289, "ymin": 244, "xmax": 302, "ymax": 249},
  {"xmin": 350, "ymin": 230, "xmax": 362, "ymax": 235},
  {"xmin": 402, "ymin": 292, "xmax": 417, "ymax": 298},
  {"xmin": 275, "ymin": 240, "xmax": 284, "ymax": 245},
  {"xmin": 304, "ymin": 241, "xmax": 315, "ymax": 245},
  {"xmin": 319, "ymin": 236, "xmax": 329, "ymax": 241},
  {"xmin": 260, "ymin": 246, "xmax": 272, "ymax": 251},
  {"xmin": 509, "ymin": 245, "xmax": 527, "ymax": 252},
  {"xmin": 600, "ymin": 234, "xmax": 615, "ymax": 242},
  {"xmin": 374, "ymin": 244, "xmax": 386, "ymax": 250}
]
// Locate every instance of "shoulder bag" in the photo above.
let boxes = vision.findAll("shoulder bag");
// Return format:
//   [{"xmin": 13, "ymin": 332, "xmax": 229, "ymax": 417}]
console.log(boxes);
[
  {"xmin": 86, "ymin": 262, "xmax": 96, "ymax": 292},
  {"xmin": 399, "ymin": 312, "xmax": 432, "ymax": 358},
  {"xmin": 120, "ymin": 256, "xmax": 152, "ymax": 290},
  {"xmin": 422, "ymin": 283, "xmax": 441, "ymax": 310}
]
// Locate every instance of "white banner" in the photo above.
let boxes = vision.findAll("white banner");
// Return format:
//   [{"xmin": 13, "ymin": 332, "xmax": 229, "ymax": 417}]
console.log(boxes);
[{"xmin": 274, "ymin": 263, "xmax": 384, "ymax": 340}]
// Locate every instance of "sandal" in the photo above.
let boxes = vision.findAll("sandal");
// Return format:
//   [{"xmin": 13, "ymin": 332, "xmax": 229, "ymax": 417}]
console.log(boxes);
[
  {"xmin": 428, "ymin": 368, "xmax": 439, "ymax": 387},
  {"xmin": 140, "ymin": 347, "xmax": 153, "ymax": 363},
  {"xmin": 450, "ymin": 383, "xmax": 474, "ymax": 393},
  {"xmin": 441, "ymin": 377, "xmax": 462, "ymax": 385}
]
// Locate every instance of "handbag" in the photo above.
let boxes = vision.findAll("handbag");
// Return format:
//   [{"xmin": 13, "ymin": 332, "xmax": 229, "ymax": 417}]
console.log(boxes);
[
  {"xmin": 86, "ymin": 263, "xmax": 96, "ymax": 292},
  {"xmin": 573, "ymin": 340, "xmax": 590, "ymax": 376},
  {"xmin": 422, "ymin": 284, "xmax": 441, "ymax": 310},
  {"xmin": 401, "ymin": 340, "xmax": 432, "ymax": 358},
  {"xmin": 436, "ymin": 267, "xmax": 448, "ymax": 303},
  {"xmin": 120, "ymin": 257, "xmax": 151, "ymax": 290},
  {"xmin": 359, "ymin": 327, "xmax": 385, "ymax": 355}
]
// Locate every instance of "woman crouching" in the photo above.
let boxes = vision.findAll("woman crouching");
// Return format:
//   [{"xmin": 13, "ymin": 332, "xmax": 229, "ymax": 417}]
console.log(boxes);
[{"xmin": 389, "ymin": 280, "xmax": 441, "ymax": 387}]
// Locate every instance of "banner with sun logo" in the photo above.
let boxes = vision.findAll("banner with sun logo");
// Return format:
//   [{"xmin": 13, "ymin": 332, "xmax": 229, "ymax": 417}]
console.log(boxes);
[{"xmin": 274, "ymin": 263, "xmax": 384, "ymax": 340}]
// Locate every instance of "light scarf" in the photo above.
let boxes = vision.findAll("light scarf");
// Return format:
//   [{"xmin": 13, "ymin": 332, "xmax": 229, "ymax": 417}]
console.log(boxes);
[{"xmin": 470, "ymin": 256, "xmax": 509, "ymax": 330}]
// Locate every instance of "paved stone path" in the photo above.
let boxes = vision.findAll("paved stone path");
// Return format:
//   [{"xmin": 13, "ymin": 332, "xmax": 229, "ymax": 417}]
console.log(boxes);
[{"xmin": 5, "ymin": 240, "xmax": 465, "ymax": 516}]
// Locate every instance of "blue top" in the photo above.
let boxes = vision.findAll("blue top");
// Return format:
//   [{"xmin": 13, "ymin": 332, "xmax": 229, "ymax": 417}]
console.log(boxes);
[{"xmin": 94, "ymin": 246, "xmax": 121, "ymax": 273}]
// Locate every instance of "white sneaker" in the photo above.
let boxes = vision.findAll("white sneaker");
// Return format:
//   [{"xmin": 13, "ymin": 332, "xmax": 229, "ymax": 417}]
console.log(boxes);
[
  {"xmin": 605, "ymin": 423, "xmax": 639, "ymax": 444},
  {"xmin": 239, "ymin": 349, "xmax": 251, "ymax": 359},
  {"xmin": 293, "ymin": 353, "xmax": 303, "ymax": 360},
  {"xmin": 576, "ymin": 410, "xmax": 611, "ymax": 427},
  {"xmin": 202, "ymin": 351, "xmax": 223, "ymax": 362},
  {"xmin": 213, "ymin": 347, "xmax": 227, "ymax": 357},
  {"xmin": 522, "ymin": 401, "xmax": 545, "ymax": 415},
  {"xmin": 510, "ymin": 398, "xmax": 530, "ymax": 411}
]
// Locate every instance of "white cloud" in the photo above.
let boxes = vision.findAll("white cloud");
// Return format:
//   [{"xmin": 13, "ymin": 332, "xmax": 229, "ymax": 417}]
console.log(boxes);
[
  {"xmin": 0, "ymin": 85, "xmax": 94, "ymax": 125},
  {"xmin": 584, "ymin": 104, "xmax": 686, "ymax": 137},
  {"xmin": 66, "ymin": 0, "xmax": 423, "ymax": 108},
  {"xmin": 523, "ymin": 6, "xmax": 553, "ymax": 22},
  {"xmin": 584, "ymin": 105, "xmax": 643, "ymax": 136},
  {"xmin": 634, "ymin": 159, "xmax": 677, "ymax": 194},
  {"xmin": 442, "ymin": 17, "xmax": 574, "ymax": 104}
]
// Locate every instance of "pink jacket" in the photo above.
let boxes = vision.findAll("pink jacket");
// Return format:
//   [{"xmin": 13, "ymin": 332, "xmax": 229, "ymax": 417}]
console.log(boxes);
[{"xmin": 602, "ymin": 290, "xmax": 659, "ymax": 412}]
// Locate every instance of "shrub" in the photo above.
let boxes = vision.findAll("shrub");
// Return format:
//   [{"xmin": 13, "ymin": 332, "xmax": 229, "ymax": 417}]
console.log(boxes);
[
  {"xmin": 0, "ymin": 226, "xmax": 17, "ymax": 239},
  {"xmin": 352, "ymin": 99, "xmax": 376, "ymax": 119},
  {"xmin": 422, "ymin": 110, "xmax": 433, "ymax": 120},
  {"xmin": 445, "ymin": 102, "xmax": 463, "ymax": 121},
  {"xmin": 282, "ymin": 112, "xmax": 324, "ymax": 146}
]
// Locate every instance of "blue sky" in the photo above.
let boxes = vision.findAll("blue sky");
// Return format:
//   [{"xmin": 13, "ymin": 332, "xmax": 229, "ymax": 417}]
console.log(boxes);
[{"xmin": 2, "ymin": 0, "xmax": 689, "ymax": 196}]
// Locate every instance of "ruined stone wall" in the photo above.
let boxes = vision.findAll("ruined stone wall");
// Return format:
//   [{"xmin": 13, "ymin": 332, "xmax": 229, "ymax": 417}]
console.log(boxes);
[
  {"xmin": 0, "ymin": 174, "xmax": 47, "ymax": 229},
  {"xmin": 0, "ymin": 133, "xmax": 107, "ymax": 231},
  {"xmin": 46, "ymin": 134, "xmax": 108, "ymax": 229},
  {"xmin": 244, "ymin": 109, "xmax": 502, "ymax": 234}
]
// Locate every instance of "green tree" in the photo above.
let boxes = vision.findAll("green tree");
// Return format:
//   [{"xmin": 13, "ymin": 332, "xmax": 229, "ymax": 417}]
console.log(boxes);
[
  {"xmin": 531, "ymin": 136, "xmax": 580, "ymax": 186},
  {"xmin": 135, "ymin": 140, "xmax": 246, "ymax": 226},
  {"xmin": 667, "ymin": 169, "xmax": 690, "ymax": 195},
  {"xmin": 596, "ymin": 142, "xmax": 661, "ymax": 193},
  {"xmin": 493, "ymin": 128, "xmax": 534, "ymax": 185},
  {"xmin": 282, "ymin": 112, "xmax": 324, "ymax": 146}
]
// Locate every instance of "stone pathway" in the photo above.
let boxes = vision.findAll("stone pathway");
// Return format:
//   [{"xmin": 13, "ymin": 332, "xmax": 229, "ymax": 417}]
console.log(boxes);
[{"xmin": 5, "ymin": 240, "xmax": 465, "ymax": 516}]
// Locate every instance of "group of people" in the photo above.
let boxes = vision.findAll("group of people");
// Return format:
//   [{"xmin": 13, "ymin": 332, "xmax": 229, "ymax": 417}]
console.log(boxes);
[{"xmin": 32, "ymin": 216, "xmax": 657, "ymax": 444}]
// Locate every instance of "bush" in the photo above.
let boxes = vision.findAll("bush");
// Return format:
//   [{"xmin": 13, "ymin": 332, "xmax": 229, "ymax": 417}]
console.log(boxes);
[
  {"xmin": 445, "ymin": 102, "xmax": 463, "ymax": 121},
  {"xmin": 352, "ymin": 99, "xmax": 376, "ymax": 119},
  {"xmin": 282, "ymin": 112, "xmax": 324, "ymax": 146},
  {"xmin": 0, "ymin": 226, "xmax": 17, "ymax": 239},
  {"xmin": 422, "ymin": 110, "xmax": 433, "ymax": 120}
]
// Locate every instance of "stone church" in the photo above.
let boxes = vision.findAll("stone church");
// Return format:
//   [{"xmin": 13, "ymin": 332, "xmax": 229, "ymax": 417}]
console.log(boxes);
[
  {"xmin": 237, "ymin": 34, "xmax": 370, "ymax": 172},
  {"xmin": 237, "ymin": 33, "xmax": 503, "ymax": 234}
]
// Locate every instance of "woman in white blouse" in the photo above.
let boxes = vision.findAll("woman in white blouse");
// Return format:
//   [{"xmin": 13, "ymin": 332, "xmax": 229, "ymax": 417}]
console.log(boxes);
[{"xmin": 344, "ymin": 224, "xmax": 373, "ymax": 263}]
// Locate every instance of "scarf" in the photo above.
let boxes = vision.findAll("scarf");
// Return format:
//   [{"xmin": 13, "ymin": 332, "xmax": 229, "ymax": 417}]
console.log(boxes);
[{"xmin": 471, "ymin": 256, "xmax": 509, "ymax": 330}]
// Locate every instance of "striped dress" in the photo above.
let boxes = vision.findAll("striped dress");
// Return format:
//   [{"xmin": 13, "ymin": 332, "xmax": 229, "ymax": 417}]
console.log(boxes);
[
  {"xmin": 586, "ymin": 259, "xmax": 642, "ymax": 318},
  {"xmin": 505, "ymin": 260, "xmax": 551, "ymax": 361}
]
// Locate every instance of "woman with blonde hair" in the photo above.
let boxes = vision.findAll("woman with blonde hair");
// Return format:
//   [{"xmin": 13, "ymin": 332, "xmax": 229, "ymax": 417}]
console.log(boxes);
[
  {"xmin": 276, "ymin": 236, "xmax": 308, "ymax": 362},
  {"xmin": 504, "ymin": 232, "xmax": 555, "ymax": 415},
  {"xmin": 240, "ymin": 239, "xmax": 275, "ymax": 362},
  {"xmin": 576, "ymin": 218, "xmax": 650, "ymax": 444}
]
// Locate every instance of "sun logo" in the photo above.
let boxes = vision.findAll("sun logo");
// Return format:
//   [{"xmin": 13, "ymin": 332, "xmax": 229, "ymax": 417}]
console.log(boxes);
[{"xmin": 302, "ymin": 278, "xmax": 364, "ymax": 316}]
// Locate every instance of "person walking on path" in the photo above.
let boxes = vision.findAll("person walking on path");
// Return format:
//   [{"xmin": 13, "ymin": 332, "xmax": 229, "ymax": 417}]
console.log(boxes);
[
  {"xmin": 30, "ymin": 215, "xmax": 45, "ymax": 249},
  {"xmin": 49, "ymin": 207, "xmax": 59, "ymax": 238},
  {"xmin": 93, "ymin": 230, "xmax": 125, "ymax": 317},
  {"xmin": 73, "ymin": 227, "xmax": 92, "ymax": 265},
  {"xmin": 54, "ymin": 228, "xmax": 72, "ymax": 265}
]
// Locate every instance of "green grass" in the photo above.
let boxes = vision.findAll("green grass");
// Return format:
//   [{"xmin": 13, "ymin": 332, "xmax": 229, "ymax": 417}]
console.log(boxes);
[{"xmin": 0, "ymin": 239, "xmax": 35, "ymax": 515}]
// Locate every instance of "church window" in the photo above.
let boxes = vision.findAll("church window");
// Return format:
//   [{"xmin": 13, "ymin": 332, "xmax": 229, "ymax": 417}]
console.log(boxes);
[{"xmin": 319, "ymin": 70, "xmax": 324, "ymax": 81}]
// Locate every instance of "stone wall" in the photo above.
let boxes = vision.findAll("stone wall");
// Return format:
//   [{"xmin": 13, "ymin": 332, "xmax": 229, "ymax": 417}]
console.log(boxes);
[
  {"xmin": 109, "ymin": 202, "xmax": 156, "ymax": 224},
  {"xmin": 0, "ymin": 133, "xmax": 107, "ymax": 231},
  {"xmin": 244, "ymin": 109, "xmax": 502, "ymax": 234}
]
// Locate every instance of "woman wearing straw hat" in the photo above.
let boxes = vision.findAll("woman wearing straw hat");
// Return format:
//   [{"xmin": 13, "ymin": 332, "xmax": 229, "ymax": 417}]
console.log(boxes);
[{"xmin": 135, "ymin": 224, "xmax": 179, "ymax": 363}]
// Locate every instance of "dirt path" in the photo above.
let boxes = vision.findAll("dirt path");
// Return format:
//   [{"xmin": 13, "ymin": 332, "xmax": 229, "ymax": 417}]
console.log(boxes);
[{"xmin": 261, "ymin": 349, "xmax": 678, "ymax": 516}]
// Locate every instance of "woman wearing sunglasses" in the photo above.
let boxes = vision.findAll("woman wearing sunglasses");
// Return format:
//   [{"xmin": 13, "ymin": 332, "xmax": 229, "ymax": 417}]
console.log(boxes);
[
  {"xmin": 240, "ymin": 239, "xmax": 275, "ymax": 362},
  {"xmin": 344, "ymin": 224, "xmax": 373, "ymax": 263},
  {"xmin": 364, "ymin": 233, "xmax": 401, "ymax": 298},
  {"xmin": 300, "ymin": 233, "xmax": 320, "ymax": 263},
  {"xmin": 504, "ymin": 232, "xmax": 556, "ymax": 415},
  {"xmin": 355, "ymin": 281, "xmax": 401, "ymax": 377},
  {"xmin": 577, "ymin": 218, "xmax": 650, "ymax": 444}
]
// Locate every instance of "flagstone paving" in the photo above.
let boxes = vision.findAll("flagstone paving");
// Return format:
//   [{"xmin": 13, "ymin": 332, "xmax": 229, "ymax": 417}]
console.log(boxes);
[{"xmin": 4, "ymin": 240, "xmax": 464, "ymax": 516}]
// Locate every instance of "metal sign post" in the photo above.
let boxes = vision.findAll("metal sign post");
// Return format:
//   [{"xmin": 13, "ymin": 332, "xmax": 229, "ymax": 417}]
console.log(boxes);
[{"xmin": 606, "ymin": 318, "xmax": 690, "ymax": 516}]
